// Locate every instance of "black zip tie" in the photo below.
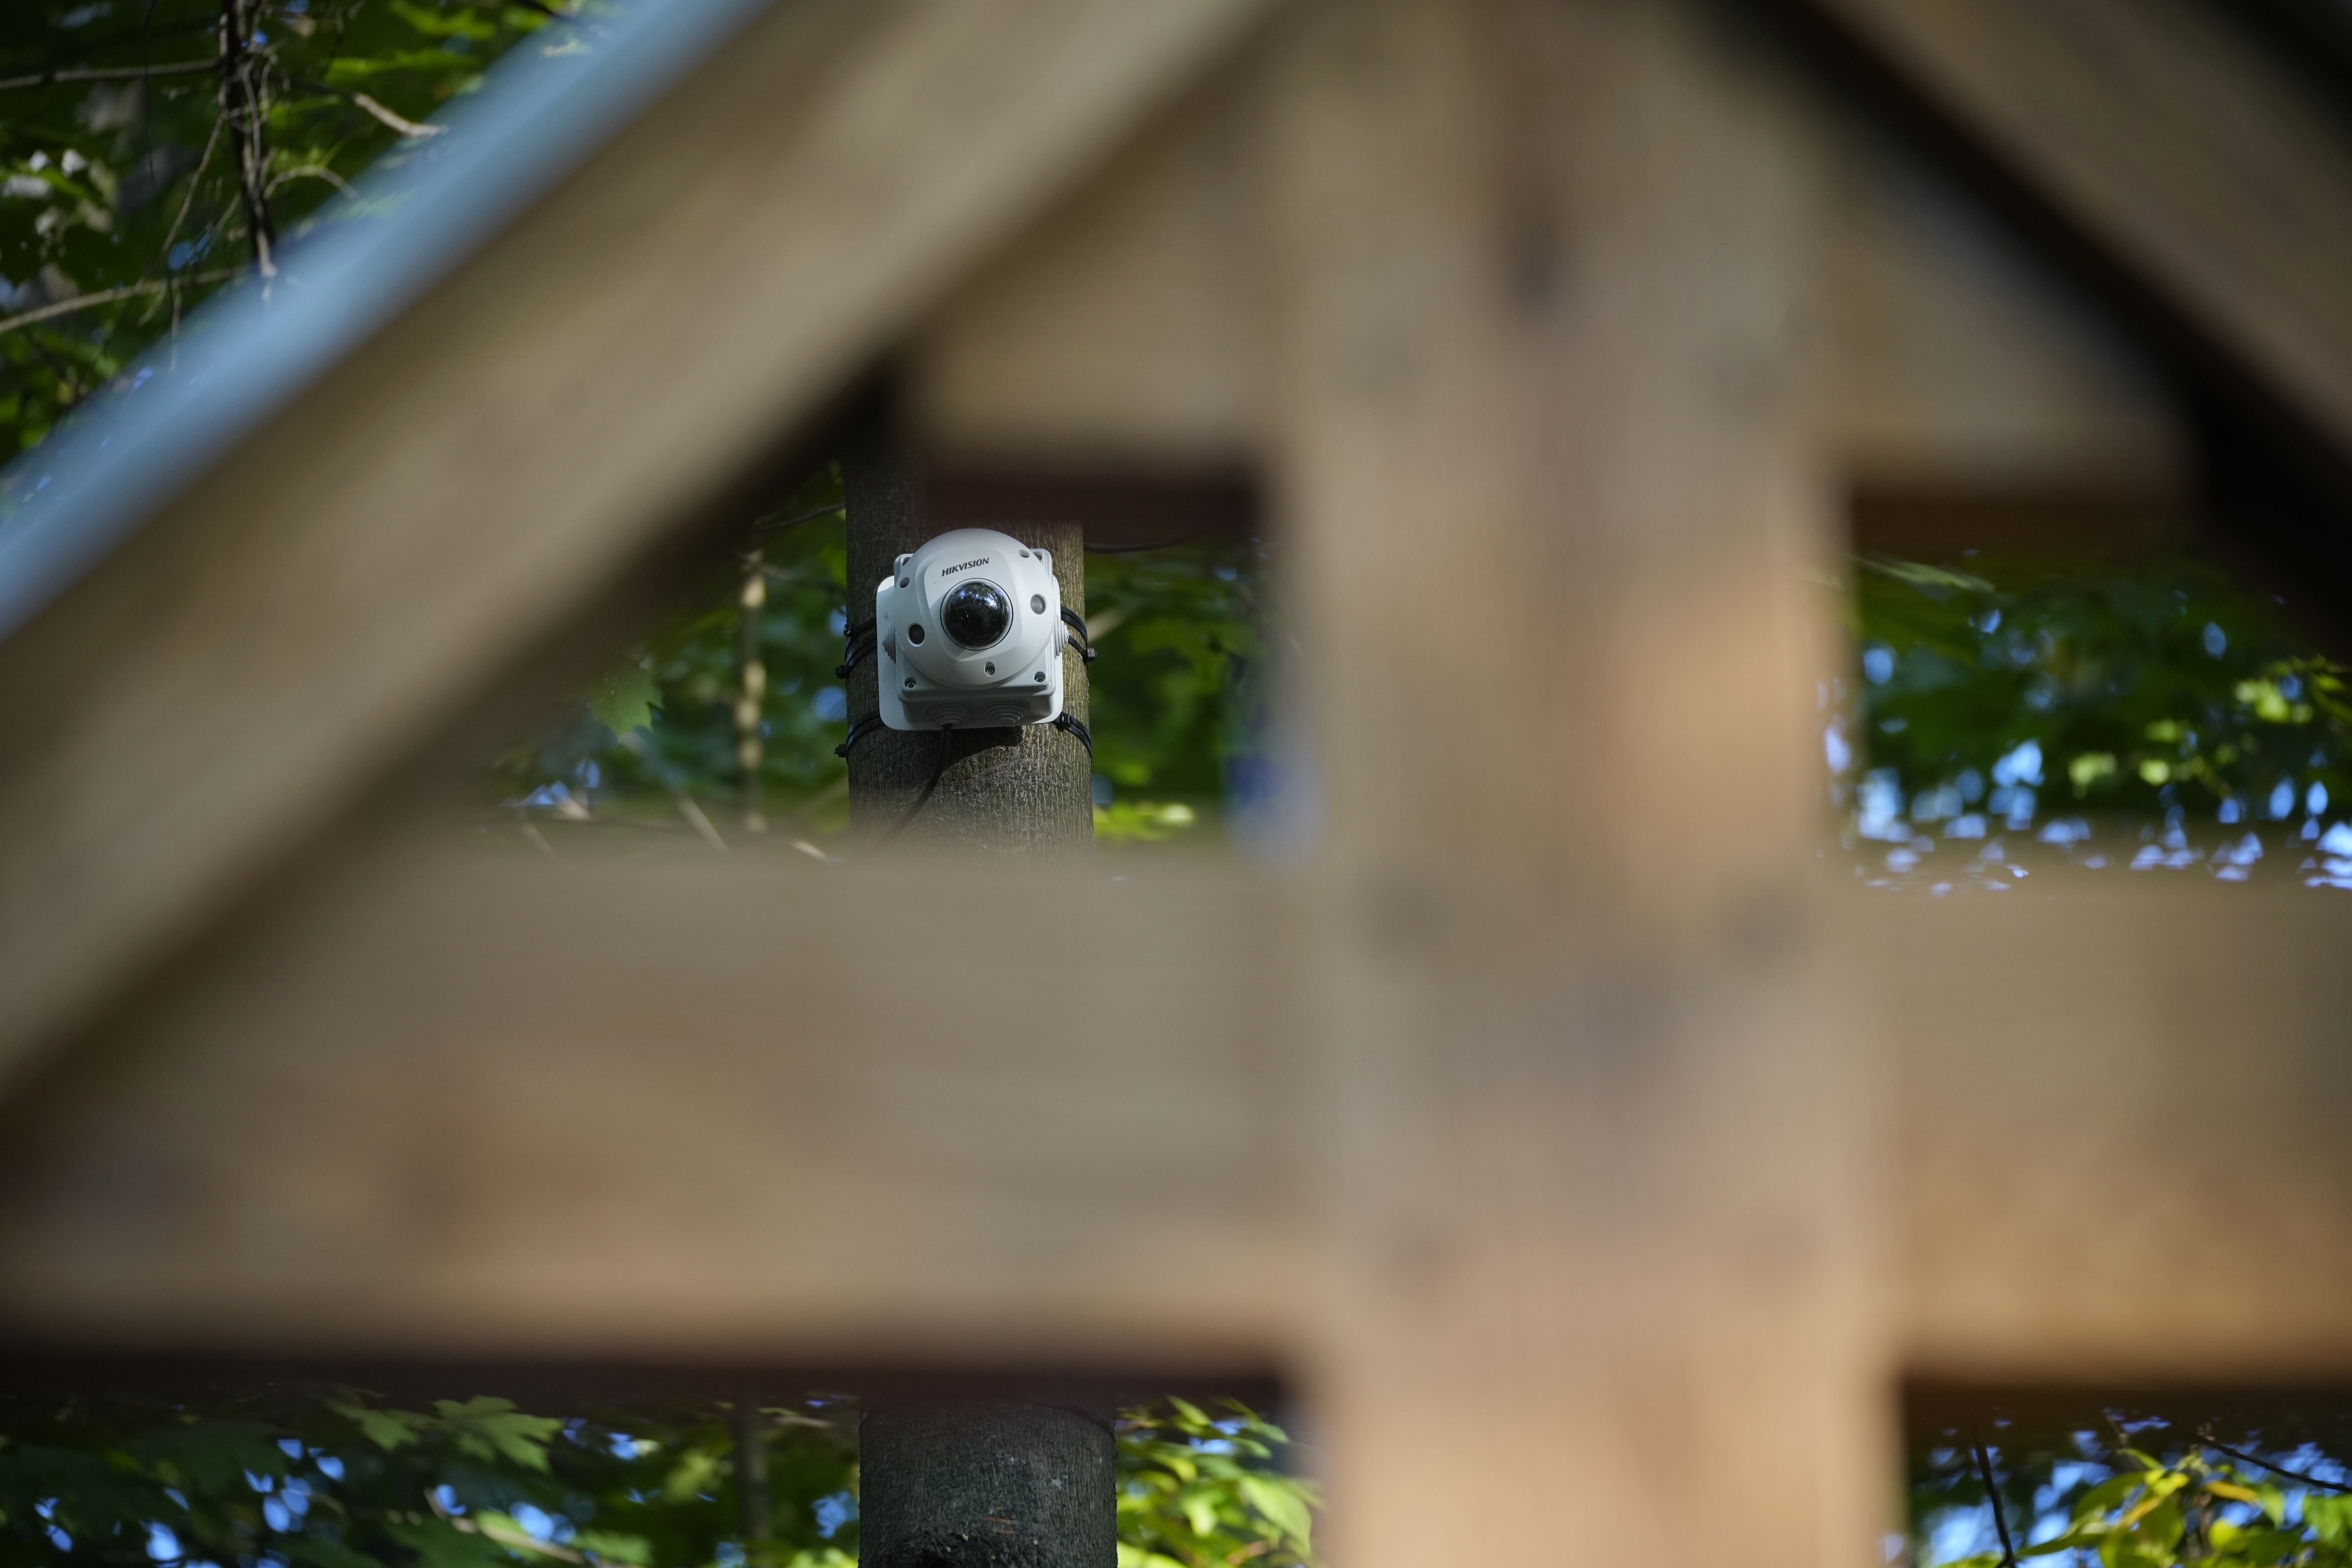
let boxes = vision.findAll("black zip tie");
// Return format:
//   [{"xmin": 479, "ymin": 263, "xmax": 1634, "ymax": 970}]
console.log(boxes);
[
  {"xmin": 833, "ymin": 619, "xmax": 877, "ymax": 680},
  {"xmin": 1061, "ymin": 607, "xmax": 1098, "ymax": 665},
  {"xmin": 1052, "ymin": 711, "xmax": 1093, "ymax": 756},
  {"xmin": 835, "ymin": 712, "xmax": 884, "ymax": 758}
]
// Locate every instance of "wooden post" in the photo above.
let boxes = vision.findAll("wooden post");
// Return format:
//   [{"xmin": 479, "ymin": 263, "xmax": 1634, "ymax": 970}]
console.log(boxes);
[
  {"xmin": 860, "ymin": 1403, "xmax": 1116, "ymax": 1568},
  {"xmin": 1269, "ymin": 6, "xmax": 1877, "ymax": 1568},
  {"xmin": 840, "ymin": 413, "xmax": 1093, "ymax": 851}
]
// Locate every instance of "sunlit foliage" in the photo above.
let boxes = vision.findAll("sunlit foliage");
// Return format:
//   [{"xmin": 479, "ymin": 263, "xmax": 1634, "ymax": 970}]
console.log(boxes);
[
  {"xmin": 0, "ymin": 0, "xmax": 553, "ymax": 464},
  {"xmin": 1082, "ymin": 541, "xmax": 1268, "ymax": 840},
  {"xmin": 1849, "ymin": 555, "xmax": 2352, "ymax": 837},
  {"xmin": 483, "ymin": 468, "xmax": 856, "ymax": 836},
  {"xmin": 1117, "ymin": 1400, "xmax": 1316, "ymax": 1568},
  {"xmin": 0, "ymin": 1390, "xmax": 1310, "ymax": 1568},
  {"xmin": 1914, "ymin": 1419, "xmax": 2352, "ymax": 1568}
]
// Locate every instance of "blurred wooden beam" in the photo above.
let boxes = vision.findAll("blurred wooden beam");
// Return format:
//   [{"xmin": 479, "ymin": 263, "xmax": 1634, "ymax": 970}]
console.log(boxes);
[
  {"xmin": 1802, "ymin": 0, "xmax": 2352, "ymax": 475},
  {"xmin": 0, "ymin": 838, "xmax": 1303, "ymax": 1370},
  {"xmin": 8, "ymin": 830, "xmax": 2352, "ymax": 1397},
  {"xmin": 0, "ymin": 0, "xmax": 1278, "ymax": 1094},
  {"xmin": 908, "ymin": 56, "xmax": 1273, "ymax": 476},
  {"xmin": 1261, "ymin": 6, "xmax": 1882, "ymax": 1568},
  {"xmin": 1879, "ymin": 882, "xmax": 2352, "ymax": 1388},
  {"xmin": 1821, "ymin": 132, "xmax": 2189, "ymax": 503}
]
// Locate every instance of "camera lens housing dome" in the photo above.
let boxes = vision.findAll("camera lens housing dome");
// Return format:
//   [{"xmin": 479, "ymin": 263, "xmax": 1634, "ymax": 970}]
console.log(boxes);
[
  {"xmin": 941, "ymin": 580, "xmax": 1011, "ymax": 649},
  {"xmin": 873, "ymin": 527, "xmax": 1070, "ymax": 732}
]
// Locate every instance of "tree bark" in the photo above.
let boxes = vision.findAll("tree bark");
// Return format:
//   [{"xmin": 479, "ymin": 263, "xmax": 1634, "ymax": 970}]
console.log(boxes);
[
  {"xmin": 732, "ymin": 1396, "xmax": 770, "ymax": 1555},
  {"xmin": 840, "ymin": 417, "xmax": 1092, "ymax": 851},
  {"xmin": 859, "ymin": 1402, "xmax": 1116, "ymax": 1568}
]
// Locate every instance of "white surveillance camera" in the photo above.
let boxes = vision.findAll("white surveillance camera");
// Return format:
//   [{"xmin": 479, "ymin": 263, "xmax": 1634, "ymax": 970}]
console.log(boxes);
[{"xmin": 876, "ymin": 528, "xmax": 1067, "ymax": 730}]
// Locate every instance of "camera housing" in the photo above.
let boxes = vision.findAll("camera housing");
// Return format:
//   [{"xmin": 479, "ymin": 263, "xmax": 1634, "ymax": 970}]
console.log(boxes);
[{"xmin": 875, "ymin": 527, "xmax": 1068, "ymax": 730}]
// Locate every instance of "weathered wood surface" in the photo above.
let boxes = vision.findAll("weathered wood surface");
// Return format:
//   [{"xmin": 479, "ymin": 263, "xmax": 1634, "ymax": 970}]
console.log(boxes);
[
  {"xmin": 1808, "ymin": 0, "xmax": 2352, "ymax": 469},
  {"xmin": 1823, "ymin": 136, "xmax": 2186, "ymax": 499},
  {"xmin": 1263, "ymin": 5, "xmax": 1879, "ymax": 1568},
  {"xmin": 0, "ymin": 0, "xmax": 1278, "ymax": 1090},
  {"xmin": 4, "ymin": 822, "xmax": 2352, "ymax": 1400},
  {"xmin": 1880, "ymin": 882, "xmax": 2352, "ymax": 1387},
  {"xmin": 910, "ymin": 62, "xmax": 1271, "ymax": 475},
  {"xmin": 907, "ymin": 6, "xmax": 2195, "ymax": 517},
  {"xmin": 0, "ymin": 838, "xmax": 1300, "ymax": 1367}
]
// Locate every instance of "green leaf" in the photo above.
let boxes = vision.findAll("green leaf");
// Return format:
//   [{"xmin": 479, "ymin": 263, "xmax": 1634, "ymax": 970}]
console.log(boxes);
[
  {"xmin": 572, "ymin": 1532, "xmax": 653, "ymax": 1566},
  {"xmin": 661, "ymin": 1445, "xmax": 723, "ymax": 1503},
  {"xmin": 587, "ymin": 661, "xmax": 662, "ymax": 737},
  {"xmin": 136, "ymin": 1421, "xmax": 293, "ymax": 1491},
  {"xmin": 2098, "ymin": 1496, "xmax": 2184, "ymax": 1568},
  {"xmin": 432, "ymin": 1398, "xmax": 561, "ymax": 1472},
  {"xmin": 325, "ymin": 1393, "xmax": 433, "ymax": 1453},
  {"xmin": 2022, "ymin": 1528, "xmax": 2102, "ymax": 1557},
  {"xmin": 1238, "ymin": 1475, "xmax": 1314, "ymax": 1548},
  {"xmin": 1862, "ymin": 559, "xmax": 1997, "ymax": 594},
  {"xmin": 2075, "ymin": 1475, "xmax": 2143, "ymax": 1523},
  {"xmin": 283, "ymin": 1537, "xmax": 392, "ymax": 1568},
  {"xmin": 387, "ymin": 1520, "xmax": 515, "ymax": 1568},
  {"xmin": 389, "ymin": 2, "xmax": 499, "ymax": 38},
  {"xmin": 2306, "ymin": 1494, "xmax": 2352, "ymax": 1546}
]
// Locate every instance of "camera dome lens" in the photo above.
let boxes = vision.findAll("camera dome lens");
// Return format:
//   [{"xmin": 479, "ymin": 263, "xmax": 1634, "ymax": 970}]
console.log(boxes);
[{"xmin": 940, "ymin": 580, "xmax": 1011, "ymax": 648}]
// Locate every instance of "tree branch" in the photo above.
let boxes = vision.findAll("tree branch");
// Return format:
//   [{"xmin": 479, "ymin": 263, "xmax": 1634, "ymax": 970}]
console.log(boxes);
[
  {"xmin": 2199, "ymin": 1432, "xmax": 2352, "ymax": 1495},
  {"xmin": 217, "ymin": 0, "xmax": 276, "ymax": 279},
  {"xmin": 278, "ymin": 71, "xmax": 442, "ymax": 137},
  {"xmin": 0, "ymin": 59, "xmax": 216, "ymax": 91},
  {"xmin": 267, "ymin": 162, "xmax": 353, "ymax": 197},
  {"xmin": 0, "ymin": 268, "xmax": 245, "ymax": 336},
  {"xmin": 1972, "ymin": 1437, "xmax": 2020, "ymax": 1568},
  {"xmin": 753, "ymin": 501, "xmax": 844, "ymax": 533},
  {"xmin": 152, "ymin": 109, "xmax": 227, "ymax": 279}
]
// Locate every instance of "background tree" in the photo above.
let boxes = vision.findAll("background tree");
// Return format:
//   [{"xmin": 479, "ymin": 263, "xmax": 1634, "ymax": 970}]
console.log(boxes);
[
  {"xmin": 0, "ymin": 0, "xmax": 553, "ymax": 464},
  {"xmin": 1913, "ymin": 1410, "xmax": 2352, "ymax": 1568},
  {"xmin": 0, "ymin": 1390, "xmax": 1316, "ymax": 1568}
]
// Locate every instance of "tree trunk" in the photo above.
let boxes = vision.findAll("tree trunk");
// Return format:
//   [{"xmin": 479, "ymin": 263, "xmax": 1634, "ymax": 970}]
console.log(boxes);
[
  {"xmin": 859, "ymin": 1402, "xmax": 1116, "ymax": 1568},
  {"xmin": 840, "ymin": 417, "xmax": 1092, "ymax": 851},
  {"xmin": 840, "ymin": 419, "xmax": 1103, "ymax": 1565},
  {"xmin": 732, "ymin": 1396, "xmax": 770, "ymax": 1556}
]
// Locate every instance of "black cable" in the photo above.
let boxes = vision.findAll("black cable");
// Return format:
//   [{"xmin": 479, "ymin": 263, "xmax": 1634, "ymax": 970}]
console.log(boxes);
[
  {"xmin": 876, "ymin": 731, "xmax": 953, "ymax": 847},
  {"xmin": 1052, "ymin": 711, "xmax": 1093, "ymax": 756}
]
